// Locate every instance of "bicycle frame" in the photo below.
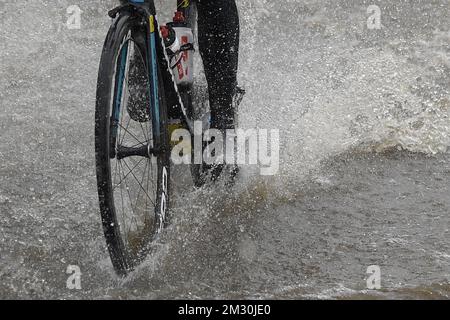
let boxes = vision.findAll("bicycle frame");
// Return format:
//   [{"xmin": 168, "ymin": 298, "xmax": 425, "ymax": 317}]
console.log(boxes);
[{"xmin": 110, "ymin": 0, "xmax": 196, "ymax": 138}]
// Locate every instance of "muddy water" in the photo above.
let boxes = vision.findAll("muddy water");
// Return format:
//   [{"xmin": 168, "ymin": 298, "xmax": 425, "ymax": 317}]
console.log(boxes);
[{"xmin": 0, "ymin": 0, "xmax": 449, "ymax": 299}]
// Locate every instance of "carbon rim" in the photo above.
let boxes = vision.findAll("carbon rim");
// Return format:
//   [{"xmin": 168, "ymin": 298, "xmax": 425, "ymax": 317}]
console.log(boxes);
[{"xmin": 108, "ymin": 31, "xmax": 160, "ymax": 263}]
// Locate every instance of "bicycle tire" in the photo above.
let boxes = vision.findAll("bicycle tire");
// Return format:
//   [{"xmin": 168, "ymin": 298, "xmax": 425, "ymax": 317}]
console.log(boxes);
[{"xmin": 95, "ymin": 11, "xmax": 170, "ymax": 275}]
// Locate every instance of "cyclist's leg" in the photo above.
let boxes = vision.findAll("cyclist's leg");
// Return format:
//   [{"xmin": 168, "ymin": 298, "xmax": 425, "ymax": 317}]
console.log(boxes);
[{"xmin": 196, "ymin": 0, "xmax": 240, "ymax": 130}]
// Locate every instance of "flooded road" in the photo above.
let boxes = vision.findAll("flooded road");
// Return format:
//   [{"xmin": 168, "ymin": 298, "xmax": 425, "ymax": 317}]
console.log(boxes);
[{"xmin": 0, "ymin": 0, "xmax": 449, "ymax": 299}]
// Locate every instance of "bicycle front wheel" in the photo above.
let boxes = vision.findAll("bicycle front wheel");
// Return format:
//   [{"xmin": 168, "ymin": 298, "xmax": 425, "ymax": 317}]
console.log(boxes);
[{"xmin": 95, "ymin": 12, "xmax": 170, "ymax": 275}]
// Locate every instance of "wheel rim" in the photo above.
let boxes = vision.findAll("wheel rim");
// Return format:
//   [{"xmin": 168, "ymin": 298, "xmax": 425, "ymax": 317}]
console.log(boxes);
[{"xmin": 109, "ymin": 34, "xmax": 159, "ymax": 261}]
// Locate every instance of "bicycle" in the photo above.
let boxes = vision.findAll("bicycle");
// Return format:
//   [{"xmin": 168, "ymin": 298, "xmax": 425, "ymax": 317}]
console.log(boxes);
[{"xmin": 95, "ymin": 0, "xmax": 243, "ymax": 275}]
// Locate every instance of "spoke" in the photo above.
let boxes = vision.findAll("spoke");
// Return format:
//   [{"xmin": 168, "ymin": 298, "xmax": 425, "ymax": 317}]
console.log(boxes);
[
  {"xmin": 118, "ymin": 123, "xmax": 146, "ymax": 146},
  {"xmin": 133, "ymin": 157, "xmax": 149, "ymax": 216},
  {"xmin": 119, "ymin": 160, "xmax": 136, "ymax": 244},
  {"xmin": 112, "ymin": 158, "xmax": 119, "ymax": 186},
  {"xmin": 123, "ymin": 153, "xmax": 142, "ymax": 171},
  {"xmin": 141, "ymin": 156, "xmax": 157, "ymax": 191},
  {"xmin": 146, "ymin": 157, "xmax": 158, "ymax": 218},
  {"xmin": 123, "ymin": 158, "xmax": 156, "ymax": 208},
  {"xmin": 150, "ymin": 158, "xmax": 157, "ymax": 190},
  {"xmin": 122, "ymin": 159, "xmax": 148, "ymax": 238},
  {"xmin": 122, "ymin": 158, "xmax": 156, "ymax": 207},
  {"xmin": 113, "ymin": 157, "xmax": 145, "ymax": 191},
  {"xmin": 120, "ymin": 116, "xmax": 131, "ymax": 146},
  {"xmin": 128, "ymin": 140, "xmax": 150, "ymax": 149},
  {"xmin": 150, "ymin": 156, "xmax": 156, "ymax": 191},
  {"xmin": 139, "ymin": 122, "xmax": 149, "ymax": 143}
]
